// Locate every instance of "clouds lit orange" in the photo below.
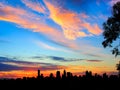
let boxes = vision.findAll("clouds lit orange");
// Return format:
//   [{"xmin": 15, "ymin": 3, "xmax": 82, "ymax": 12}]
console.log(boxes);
[{"xmin": 0, "ymin": 0, "xmax": 119, "ymax": 78}]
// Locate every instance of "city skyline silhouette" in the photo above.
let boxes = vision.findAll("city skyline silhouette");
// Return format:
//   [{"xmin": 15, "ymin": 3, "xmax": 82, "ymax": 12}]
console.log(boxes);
[
  {"xmin": 0, "ymin": 0, "xmax": 120, "ymax": 79},
  {"xmin": 0, "ymin": 69, "xmax": 120, "ymax": 89},
  {"xmin": 0, "ymin": 0, "xmax": 120, "ymax": 89}
]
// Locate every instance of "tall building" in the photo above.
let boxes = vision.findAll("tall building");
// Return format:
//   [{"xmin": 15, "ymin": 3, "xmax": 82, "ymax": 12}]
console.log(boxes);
[
  {"xmin": 56, "ymin": 71, "xmax": 61, "ymax": 79},
  {"xmin": 38, "ymin": 69, "xmax": 40, "ymax": 78},
  {"xmin": 62, "ymin": 70, "xmax": 67, "ymax": 79},
  {"xmin": 63, "ymin": 70, "xmax": 66, "ymax": 77}
]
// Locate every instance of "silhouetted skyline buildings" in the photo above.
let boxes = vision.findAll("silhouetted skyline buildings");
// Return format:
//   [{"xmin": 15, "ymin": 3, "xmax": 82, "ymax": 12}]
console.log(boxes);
[
  {"xmin": 37, "ymin": 69, "xmax": 40, "ymax": 78},
  {"xmin": 0, "ymin": 69, "xmax": 120, "ymax": 89},
  {"xmin": 0, "ymin": 69, "xmax": 120, "ymax": 80}
]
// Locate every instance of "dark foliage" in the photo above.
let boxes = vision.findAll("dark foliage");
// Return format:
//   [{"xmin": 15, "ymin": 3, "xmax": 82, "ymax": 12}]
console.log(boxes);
[{"xmin": 102, "ymin": 2, "xmax": 120, "ymax": 57}]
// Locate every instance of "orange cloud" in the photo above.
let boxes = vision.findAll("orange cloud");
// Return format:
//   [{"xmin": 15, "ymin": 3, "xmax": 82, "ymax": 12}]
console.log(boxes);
[
  {"xmin": 0, "ymin": 3, "xmax": 61, "ymax": 37},
  {"xmin": 0, "ymin": 2, "xmax": 109, "ymax": 59},
  {"xmin": 22, "ymin": 0, "xmax": 46, "ymax": 14},
  {"xmin": 0, "ymin": 2, "xmax": 105, "ymax": 55},
  {"xmin": 82, "ymin": 23, "xmax": 102, "ymax": 35},
  {"xmin": 44, "ymin": 1, "xmax": 102, "ymax": 40},
  {"xmin": 64, "ymin": 30, "xmax": 88, "ymax": 40},
  {"xmin": 0, "ymin": 3, "xmax": 81, "ymax": 51}
]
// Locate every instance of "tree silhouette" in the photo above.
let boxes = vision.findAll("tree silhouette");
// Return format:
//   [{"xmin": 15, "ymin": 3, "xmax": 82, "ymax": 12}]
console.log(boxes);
[
  {"xmin": 102, "ymin": 1, "xmax": 120, "ymax": 57},
  {"xmin": 116, "ymin": 61, "xmax": 120, "ymax": 77}
]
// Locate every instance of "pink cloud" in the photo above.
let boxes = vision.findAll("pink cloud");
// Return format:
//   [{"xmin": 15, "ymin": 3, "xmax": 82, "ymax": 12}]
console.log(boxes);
[
  {"xmin": 0, "ymin": 1, "xmax": 106, "ymax": 57},
  {"xmin": 82, "ymin": 23, "xmax": 102, "ymax": 35},
  {"xmin": 44, "ymin": 1, "xmax": 102, "ymax": 40},
  {"xmin": 22, "ymin": 0, "xmax": 46, "ymax": 14},
  {"xmin": 0, "ymin": 3, "xmax": 81, "ymax": 51},
  {"xmin": 0, "ymin": 3, "xmax": 64, "ymax": 40}
]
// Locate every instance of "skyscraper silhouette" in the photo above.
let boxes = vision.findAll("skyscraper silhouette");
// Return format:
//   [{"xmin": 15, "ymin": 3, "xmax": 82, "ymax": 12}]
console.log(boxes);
[
  {"xmin": 62, "ymin": 70, "xmax": 66, "ymax": 79},
  {"xmin": 63, "ymin": 70, "xmax": 66, "ymax": 77},
  {"xmin": 56, "ymin": 71, "xmax": 61, "ymax": 79},
  {"xmin": 38, "ymin": 69, "xmax": 40, "ymax": 78}
]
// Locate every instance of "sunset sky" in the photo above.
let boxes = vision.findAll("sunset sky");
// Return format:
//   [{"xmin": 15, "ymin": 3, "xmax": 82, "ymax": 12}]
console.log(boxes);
[{"xmin": 0, "ymin": 0, "xmax": 120, "ymax": 78}]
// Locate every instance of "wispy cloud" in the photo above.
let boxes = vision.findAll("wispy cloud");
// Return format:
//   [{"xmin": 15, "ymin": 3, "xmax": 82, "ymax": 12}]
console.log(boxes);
[
  {"xmin": 0, "ymin": 56, "xmax": 67, "ymax": 71},
  {"xmin": 34, "ymin": 40, "xmax": 58, "ymax": 51},
  {"xmin": 22, "ymin": 0, "xmax": 46, "ymax": 14},
  {"xmin": 86, "ymin": 60, "xmax": 103, "ymax": 62},
  {"xmin": 44, "ymin": 0, "xmax": 102, "ymax": 40},
  {"xmin": 33, "ymin": 40, "xmax": 77, "ymax": 53},
  {"xmin": 0, "ymin": 63, "xmax": 21, "ymax": 71},
  {"xmin": 0, "ymin": 2, "xmax": 65, "ymax": 40},
  {"xmin": 85, "ymin": 53, "xmax": 101, "ymax": 57},
  {"xmin": 32, "ymin": 55, "xmax": 82, "ymax": 62},
  {"xmin": 31, "ymin": 55, "xmax": 103, "ymax": 63},
  {"xmin": 0, "ymin": 2, "xmax": 81, "ymax": 51},
  {"xmin": 48, "ymin": 56, "xmax": 83, "ymax": 62},
  {"xmin": 0, "ymin": 1, "xmax": 108, "ymax": 59}
]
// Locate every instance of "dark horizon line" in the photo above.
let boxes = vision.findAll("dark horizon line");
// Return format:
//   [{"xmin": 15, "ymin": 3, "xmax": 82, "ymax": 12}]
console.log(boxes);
[{"xmin": 0, "ymin": 69, "xmax": 119, "ymax": 80}]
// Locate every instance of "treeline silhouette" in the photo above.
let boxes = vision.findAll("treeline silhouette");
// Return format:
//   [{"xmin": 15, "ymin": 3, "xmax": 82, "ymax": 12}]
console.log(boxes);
[{"xmin": 0, "ymin": 70, "xmax": 120, "ymax": 89}]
